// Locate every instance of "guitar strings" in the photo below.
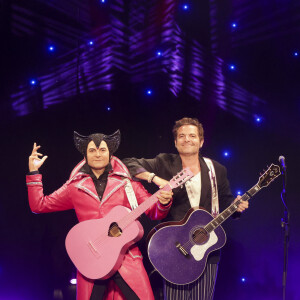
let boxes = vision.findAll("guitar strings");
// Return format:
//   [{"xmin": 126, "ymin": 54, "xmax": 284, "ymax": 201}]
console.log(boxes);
[
  {"xmin": 181, "ymin": 228, "xmax": 208, "ymax": 250},
  {"xmin": 180, "ymin": 199, "xmax": 244, "ymax": 251},
  {"xmin": 175, "ymin": 169, "xmax": 279, "ymax": 252}
]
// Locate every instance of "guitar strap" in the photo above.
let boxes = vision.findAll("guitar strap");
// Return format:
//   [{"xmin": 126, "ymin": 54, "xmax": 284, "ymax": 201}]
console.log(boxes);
[
  {"xmin": 203, "ymin": 158, "xmax": 219, "ymax": 217},
  {"xmin": 123, "ymin": 178, "xmax": 139, "ymax": 210}
]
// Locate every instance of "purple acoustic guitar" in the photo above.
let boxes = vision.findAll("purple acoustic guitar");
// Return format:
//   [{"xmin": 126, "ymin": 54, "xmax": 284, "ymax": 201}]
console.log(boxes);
[
  {"xmin": 65, "ymin": 168, "xmax": 193, "ymax": 280},
  {"xmin": 147, "ymin": 164, "xmax": 281, "ymax": 285}
]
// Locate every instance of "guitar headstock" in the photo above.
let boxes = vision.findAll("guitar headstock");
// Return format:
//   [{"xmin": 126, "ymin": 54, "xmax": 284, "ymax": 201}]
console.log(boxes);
[
  {"xmin": 169, "ymin": 168, "xmax": 194, "ymax": 189},
  {"xmin": 258, "ymin": 163, "xmax": 281, "ymax": 188}
]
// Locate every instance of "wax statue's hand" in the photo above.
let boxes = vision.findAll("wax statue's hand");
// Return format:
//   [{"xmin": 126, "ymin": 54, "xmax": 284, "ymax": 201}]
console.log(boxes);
[
  {"xmin": 28, "ymin": 143, "xmax": 48, "ymax": 172},
  {"xmin": 157, "ymin": 190, "xmax": 173, "ymax": 205},
  {"xmin": 234, "ymin": 195, "xmax": 249, "ymax": 212}
]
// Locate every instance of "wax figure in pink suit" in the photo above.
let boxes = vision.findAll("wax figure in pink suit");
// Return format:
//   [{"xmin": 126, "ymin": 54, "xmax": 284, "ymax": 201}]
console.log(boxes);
[{"xmin": 26, "ymin": 130, "xmax": 173, "ymax": 300}]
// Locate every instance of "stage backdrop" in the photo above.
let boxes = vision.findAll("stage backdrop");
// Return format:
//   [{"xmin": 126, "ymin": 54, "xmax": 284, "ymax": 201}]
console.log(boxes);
[{"xmin": 0, "ymin": 1, "xmax": 299, "ymax": 299}]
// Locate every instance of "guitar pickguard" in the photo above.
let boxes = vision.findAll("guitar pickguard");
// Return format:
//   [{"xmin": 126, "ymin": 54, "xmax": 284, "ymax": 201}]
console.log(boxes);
[{"xmin": 190, "ymin": 231, "xmax": 218, "ymax": 261}]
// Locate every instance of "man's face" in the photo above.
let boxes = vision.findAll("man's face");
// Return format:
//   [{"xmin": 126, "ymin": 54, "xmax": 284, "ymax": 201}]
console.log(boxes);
[
  {"xmin": 86, "ymin": 140, "xmax": 110, "ymax": 171},
  {"xmin": 175, "ymin": 125, "xmax": 204, "ymax": 156}
]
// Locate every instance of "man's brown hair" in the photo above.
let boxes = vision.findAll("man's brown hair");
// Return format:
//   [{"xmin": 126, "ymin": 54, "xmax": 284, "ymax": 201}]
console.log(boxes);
[{"xmin": 172, "ymin": 117, "xmax": 204, "ymax": 140}]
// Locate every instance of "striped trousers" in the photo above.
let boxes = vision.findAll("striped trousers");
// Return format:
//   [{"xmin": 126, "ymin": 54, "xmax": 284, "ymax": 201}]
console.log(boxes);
[{"xmin": 164, "ymin": 263, "xmax": 218, "ymax": 300}]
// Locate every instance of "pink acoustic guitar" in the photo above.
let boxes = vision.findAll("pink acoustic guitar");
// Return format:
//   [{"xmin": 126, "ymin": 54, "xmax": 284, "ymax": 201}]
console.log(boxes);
[{"xmin": 65, "ymin": 168, "xmax": 193, "ymax": 280}]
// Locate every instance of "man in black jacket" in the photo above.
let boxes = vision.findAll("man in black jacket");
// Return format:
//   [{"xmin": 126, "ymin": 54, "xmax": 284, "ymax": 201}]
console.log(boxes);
[{"xmin": 123, "ymin": 117, "xmax": 248, "ymax": 300}]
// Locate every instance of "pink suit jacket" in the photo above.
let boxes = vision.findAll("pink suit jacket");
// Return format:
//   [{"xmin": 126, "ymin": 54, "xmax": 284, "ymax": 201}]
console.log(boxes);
[{"xmin": 26, "ymin": 156, "xmax": 171, "ymax": 300}]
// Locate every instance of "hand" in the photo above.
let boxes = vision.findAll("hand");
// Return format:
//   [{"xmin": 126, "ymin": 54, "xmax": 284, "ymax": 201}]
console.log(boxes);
[
  {"xmin": 157, "ymin": 190, "xmax": 173, "ymax": 205},
  {"xmin": 29, "ymin": 143, "xmax": 48, "ymax": 172},
  {"xmin": 234, "ymin": 196, "xmax": 249, "ymax": 212},
  {"xmin": 152, "ymin": 176, "xmax": 169, "ymax": 189}
]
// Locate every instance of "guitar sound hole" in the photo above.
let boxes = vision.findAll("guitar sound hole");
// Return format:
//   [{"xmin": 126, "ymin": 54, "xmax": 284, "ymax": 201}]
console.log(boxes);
[
  {"xmin": 192, "ymin": 228, "xmax": 208, "ymax": 245},
  {"xmin": 108, "ymin": 222, "xmax": 122, "ymax": 237}
]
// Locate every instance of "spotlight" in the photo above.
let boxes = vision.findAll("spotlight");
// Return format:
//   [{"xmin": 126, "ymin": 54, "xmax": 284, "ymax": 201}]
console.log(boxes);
[
  {"xmin": 89, "ymin": 41, "xmax": 94, "ymax": 46},
  {"xmin": 107, "ymin": 107, "xmax": 111, "ymax": 111},
  {"xmin": 231, "ymin": 22, "xmax": 237, "ymax": 28},
  {"xmin": 241, "ymin": 277, "xmax": 246, "ymax": 283},
  {"xmin": 182, "ymin": 4, "xmax": 189, "ymax": 10},
  {"xmin": 223, "ymin": 151, "xmax": 230, "ymax": 157},
  {"xmin": 293, "ymin": 51, "xmax": 298, "ymax": 57},
  {"xmin": 236, "ymin": 190, "xmax": 242, "ymax": 195},
  {"xmin": 229, "ymin": 64, "xmax": 236, "ymax": 70},
  {"xmin": 48, "ymin": 45, "xmax": 55, "ymax": 52},
  {"xmin": 100, "ymin": 0, "xmax": 106, "ymax": 3},
  {"xmin": 146, "ymin": 89, "xmax": 152, "ymax": 95},
  {"xmin": 30, "ymin": 79, "xmax": 37, "ymax": 85},
  {"xmin": 156, "ymin": 50, "xmax": 162, "ymax": 57},
  {"xmin": 255, "ymin": 116, "xmax": 262, "ymax": 123}
]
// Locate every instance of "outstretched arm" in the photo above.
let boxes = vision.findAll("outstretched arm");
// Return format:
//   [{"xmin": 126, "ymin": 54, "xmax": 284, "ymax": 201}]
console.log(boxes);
[
  {"xmin": 123, "ymin": 156, "xmax": 169, "ymax": 188},
  {"xmin": 134, "ymin": 172, "xmax": 169, "ymax": 189},
  {"xmin": 27, "ymin": 143, "xmax": 73, "ymax": 213}
]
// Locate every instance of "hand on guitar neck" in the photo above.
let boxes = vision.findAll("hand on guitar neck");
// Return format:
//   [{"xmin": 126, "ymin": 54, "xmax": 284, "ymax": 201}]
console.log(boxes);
[
  {"xmin": 134, "ymin": 172, "xmax": 172, "ymax": 204},
  {"xmin": 234, "ymin": 195, "xmax": 249, "ymax": 213},
  {"xmin": 157, "ymin": 190, "xmax": 173, "ymax": 205}
]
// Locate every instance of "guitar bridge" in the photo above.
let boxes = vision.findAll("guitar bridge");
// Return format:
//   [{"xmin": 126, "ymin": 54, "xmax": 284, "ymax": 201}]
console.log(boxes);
[
  {"xmin": 176, "ymin": 242, "xmax": 189, "ymax": 257},
  {"xmin": 88, "ymin": 241, "xmax": 101, "ymax": 258}
]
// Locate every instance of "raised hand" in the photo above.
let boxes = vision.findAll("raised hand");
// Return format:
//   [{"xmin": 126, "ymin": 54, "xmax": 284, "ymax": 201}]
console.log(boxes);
[{"xmin": 29, "ymin": 143, "xmax": 48, "ymax": 172}]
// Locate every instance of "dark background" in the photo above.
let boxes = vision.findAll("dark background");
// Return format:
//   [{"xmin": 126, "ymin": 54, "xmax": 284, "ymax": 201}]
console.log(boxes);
[{"xmin": 0, "ymin": 0, "xmax": 299, "ymax": 299}]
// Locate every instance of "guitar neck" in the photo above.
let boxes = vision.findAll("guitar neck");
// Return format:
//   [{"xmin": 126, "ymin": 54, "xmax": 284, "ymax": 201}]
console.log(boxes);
[
  {"xmin": 119, "ymin": 184, "xmax": 172, "ymax": 229},
  {"xmin": 204, "ymin": 182, "xmax": 262, "ymax": 233}
]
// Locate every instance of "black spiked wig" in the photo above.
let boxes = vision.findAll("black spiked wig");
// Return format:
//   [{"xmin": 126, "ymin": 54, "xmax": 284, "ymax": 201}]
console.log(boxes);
[{"xmin": 74, "ymin": 130, "xmax": 121, "ymax": 157}]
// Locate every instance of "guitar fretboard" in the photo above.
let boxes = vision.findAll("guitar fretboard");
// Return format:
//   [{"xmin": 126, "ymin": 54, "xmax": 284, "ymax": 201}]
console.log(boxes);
[{"xmin": 204, "ymin": 183, "xmax": 261, "ymax": 233}]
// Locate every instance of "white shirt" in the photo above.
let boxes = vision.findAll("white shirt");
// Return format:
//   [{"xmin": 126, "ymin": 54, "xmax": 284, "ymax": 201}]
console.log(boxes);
[{"xmin": 185, "ymin": 172, "xmax": 201, "ymax": 208}]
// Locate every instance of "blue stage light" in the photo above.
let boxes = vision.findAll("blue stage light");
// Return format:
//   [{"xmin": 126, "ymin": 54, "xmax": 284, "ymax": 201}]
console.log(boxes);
[
  {"xmin": 223, "ymin": 151, "xmax": 229, "ymax": 157},
  {"xmin": 183, "ymin": 4, "xmax": 189, "ymax": 10},
  {"xmin": 293, "ymin": 51, "xmax": 298, "ymax": 57},
  {"xmin": 101, "ymin": 0, "xmax": 106, "ymax": 3},
  {"xmin": 156, "ymin": 51, "xmax": 162, "ymax": 57},
  {"xmin": 229, "ymin": 64, "xmax": 236, "ymax": 70},
  {"xmin": 107, "ymin": 107, "xmax": 111, "ymax": 111},
  {"xmin": 231, "ymin": 22, "xmax": 237, "ymax": 28},
  {"xmin": 255, "ymin": 116, "xmax": 262, "ymax": 123},
  {"xmin": 146, "ymin": 89, "xmax": 152, "ymax": 95},
  {"xmin": 236, "ymin": 190, "xmax": 242, "ymax": 195},
  {"xmin": 89, "ymin": 41, "xmax": 94, "ymax": 46},
  {"xmin": 241, "ymin": 277, "xmax": 246, "ymax": 283},
  {"xmin": 30, "ymin": 79, "xmax": 37, "ymax": 85},
  {"xmin": 48, "ymin": 45, "xmax": 55, "ymax": 52}
]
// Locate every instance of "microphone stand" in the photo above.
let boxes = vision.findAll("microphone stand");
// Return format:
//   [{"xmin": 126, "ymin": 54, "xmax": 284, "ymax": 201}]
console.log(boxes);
[{"xmin": 280, "ymin": 165, "xmax": 289, "ymax": 300}]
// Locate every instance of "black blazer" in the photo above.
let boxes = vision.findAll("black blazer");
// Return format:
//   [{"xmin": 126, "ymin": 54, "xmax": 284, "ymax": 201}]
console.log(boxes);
[
  {"xmin": 124, "ymin": 153, "xmax": 234, "ymax": 221},
  {"xmin": 123, "ymin": 153, "xmax": 236, "ymax": 263}
]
